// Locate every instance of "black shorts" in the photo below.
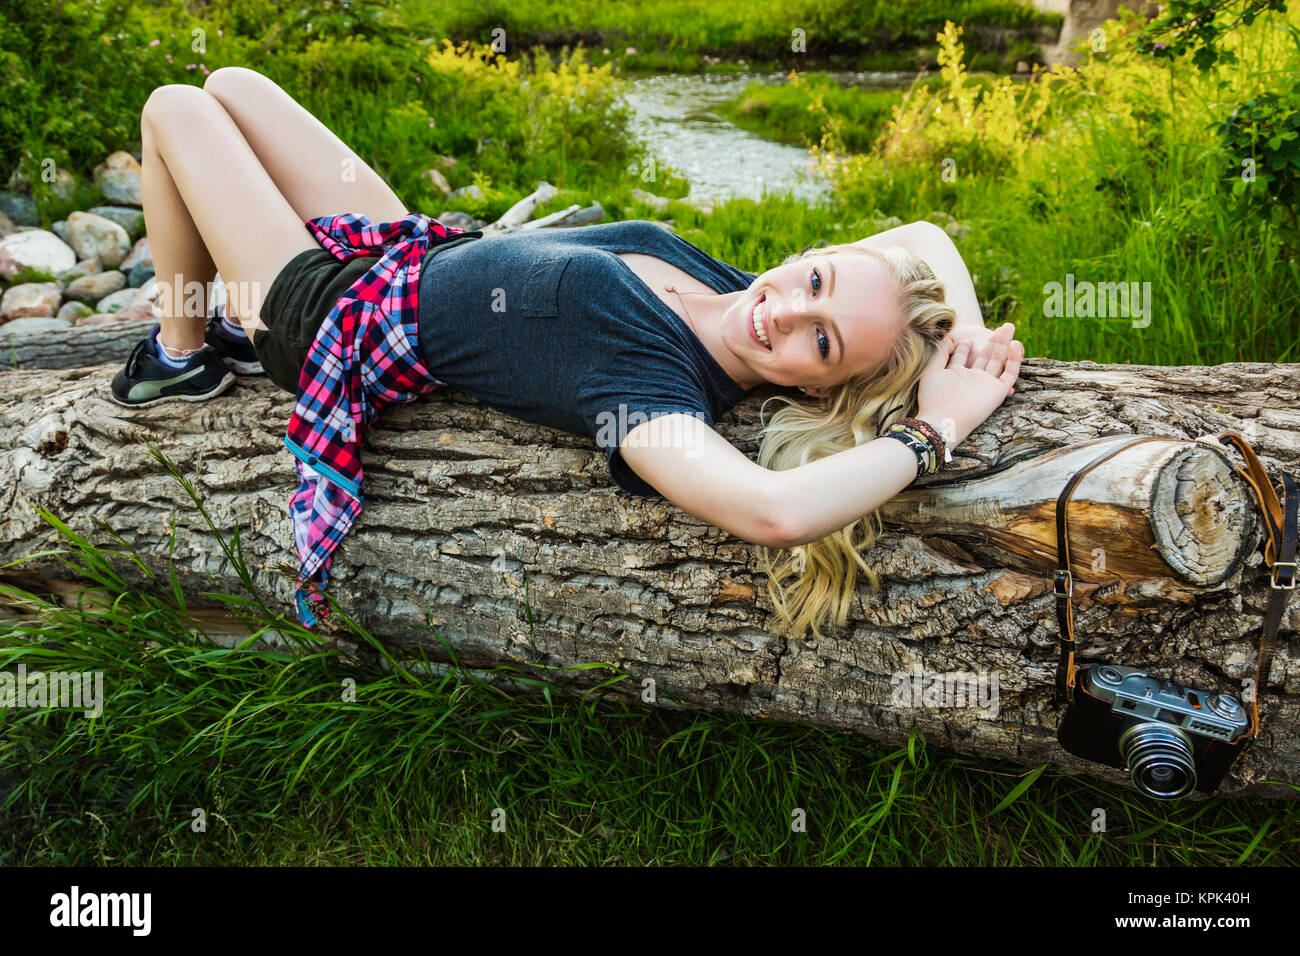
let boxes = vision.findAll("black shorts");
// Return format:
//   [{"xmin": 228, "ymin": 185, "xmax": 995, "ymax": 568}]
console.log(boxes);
[{"xmin": 253, "ymin": 246, "xmax": 377, "ymax": 394}]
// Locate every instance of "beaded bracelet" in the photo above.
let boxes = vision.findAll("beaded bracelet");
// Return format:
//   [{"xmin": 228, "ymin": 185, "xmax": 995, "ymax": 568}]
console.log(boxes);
[
  {"xmin": 880, "ymin": 422, "xmax": 938, "ymax": 479},
  {"xmin": 897, "ymin": 416, "xmax": 950, "ymax": 465}
]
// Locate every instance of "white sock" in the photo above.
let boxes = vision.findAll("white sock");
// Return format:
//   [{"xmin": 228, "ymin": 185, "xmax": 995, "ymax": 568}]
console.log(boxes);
[
  {"xmin": 219, "ymin": 313, "xmax": 247, "ymax": 339},
  {"xmin": 153, "ymin": 332, "xmax": 200, "ymax": 369}
]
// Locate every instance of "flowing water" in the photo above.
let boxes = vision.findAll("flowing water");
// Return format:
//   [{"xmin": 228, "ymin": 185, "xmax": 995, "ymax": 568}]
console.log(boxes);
[{"xmin": 616, "ymin": 70, "xmax": 916, "ymax": 206}]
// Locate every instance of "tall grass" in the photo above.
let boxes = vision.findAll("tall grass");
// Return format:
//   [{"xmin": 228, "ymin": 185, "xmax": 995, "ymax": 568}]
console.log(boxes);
[{"xmin": 2, "ymin": 464, "xmax": 1296, "ymax": 865}]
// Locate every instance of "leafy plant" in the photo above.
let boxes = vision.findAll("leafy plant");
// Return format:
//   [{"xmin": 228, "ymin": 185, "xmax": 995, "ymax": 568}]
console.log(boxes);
[
  {"xmin": 1135, "ymin": 0, "xmax": 1288, "ymax": 70},
  {"xmin": 1211, "ymin": 81, "xmax": 1300, "ymax": 231}
]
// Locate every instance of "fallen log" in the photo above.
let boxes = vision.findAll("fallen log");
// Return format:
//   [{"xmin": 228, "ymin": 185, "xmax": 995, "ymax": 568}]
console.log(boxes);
[
  {"xmin": 0, "ymin": 358, "xmax": 1297, "ymax": 797},
  {"xmin": 0, "ymin": 316, "xmax": 157, "ymax": 370}
]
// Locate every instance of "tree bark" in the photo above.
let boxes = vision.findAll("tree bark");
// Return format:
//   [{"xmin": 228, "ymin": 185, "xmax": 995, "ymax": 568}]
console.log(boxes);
[
  {"xmin": 0, "ymin": 318, "xmax": 154, "ymax": 370},
  {"xmin": 0, "ymin": 359, "xmax": 1297, "ymax": 797}
]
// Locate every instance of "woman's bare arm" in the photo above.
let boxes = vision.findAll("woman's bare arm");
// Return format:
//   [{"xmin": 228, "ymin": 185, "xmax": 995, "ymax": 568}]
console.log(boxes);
[
  {"xmin": 853, "ymin": 220, "xmax": 985, "ymax": 331},
  {"xmin": 617, "ymin": 413, "xmax": 925, "ymax": 548},
  {"xmin": 618, "ymin": 329, "xmax": 1021, "ymax": 546}
]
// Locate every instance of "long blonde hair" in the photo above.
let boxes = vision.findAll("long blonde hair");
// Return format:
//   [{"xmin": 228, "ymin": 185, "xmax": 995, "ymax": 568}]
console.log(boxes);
[{"xmin": 753, "ymin": 241, "xmax": 956, "ymax": 640}]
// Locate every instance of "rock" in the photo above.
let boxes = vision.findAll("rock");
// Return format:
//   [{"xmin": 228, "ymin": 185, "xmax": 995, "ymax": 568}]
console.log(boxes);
[
  {"xmin": 0, "ymin": 211, "xmax": 16, "ymax": 239},
  {"xmin": 87, "ymin": 205, "xmax": 145, "ymax": 241},
  {"xmin": 10, "ymin": 166, "xmax": 76, "ymax": 201},
  {"xmin": 447, "ymin": 183, "xmax": 483, "ymax": 202},
  {"xmin": 51, "ymin": 219, "xmax": 66, "ymax": 241},
  {"xmin": 55, "ymin": 258, "xmax": 103, "ymax": 285},
  {"xmin": 423, "ymin": 168, "xmax": 452, "ymax": 195},
  {"xmin": 874, "ymin": 214, "xmax": 905, "ymax": 231},
  {"xmin": 0, "ymin": 315, "xmax": 70, "ymax": 336},
  {"xmin": 0, "ymin": 190, "xmax": 39, "ymax": 226},
  {"xmin": 680, "ymin": 192, "xmax": 717, "ymax": 215},
  {"xmin": 650, "ymin": 219, "xmax": 677, "ymax": 233},
  {"xmin": 0, "ymin": 283, "xmax": 62, "ymax": 320},
  {"xmin": 95, "ymin": 288, "xmax": 139, "ymax": 313},
  {"xmin": 1016, "ymin": 60, "xmax": 1031, "ymax": 73},
  {"xmin": 432, "ymin": 154, "xmax": 459, "ymax": 174},
  {"xmin": 65, "ymin": 211, "xmax": 131, "ymax": 269},
  {"xmin": 0, "ymin": 230, "xmax": 77, "ymax": 281},
  {"xmin": 49, "ymin": 167, "xmax": 78, "ymax": 203},
  {"xmin": 133, "ymin": 276, "xmax": 159, "ymax": 303},
  {"xmin": 435, "ymin": 210, "xmax": 479, "ymax": 231},
  {"xmin": 625, "ymin": 47, "xmax": 638, "ymax": 55},
  {"xmin": 108, "ymin": 300, "xmax": 157, "ymax": 322},
  {"xmin": 65, "ymin": 270, "xmax": 127, "ymax": 303},
  {"xmin": 98, "ymin": 168, "xmax": 143, "ymax": 206},
  {"xmin": 57, "ymin": 300, "xmax": 94, "ymax": 322},
  {"xmin": 632, "ymin": 188, "xmax": 670, "ymax": 214},
  {"xmin": 128, "ymin": 262, "xmax": 155, "ymax": 287},
  {"xmin": 120, "ymin": 236, "xmax": 151, "ymax": 272},
  {"xmin": 91, "ymin": 150, "xmax": 142, "ymax": 183}
]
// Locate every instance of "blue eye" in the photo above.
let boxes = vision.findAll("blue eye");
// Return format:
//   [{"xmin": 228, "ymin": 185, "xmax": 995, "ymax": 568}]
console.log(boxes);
[
  {"xmin": 817, "ymin": 329, "xmax": 830, "ymax": 360},
  {"xmin": 810, "ymin": 267, "xmax": 823, "ymax": 296}
]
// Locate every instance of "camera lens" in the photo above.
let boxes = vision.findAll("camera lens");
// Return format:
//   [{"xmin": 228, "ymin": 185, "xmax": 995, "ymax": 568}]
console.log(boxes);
[
  {"xmin": 1097, "ymin": 666, "xmax": 1124, "ymax": 685},
  {"xmin": 1118, "ymin": 723, "xmax": 1197, "ymax": 799}
]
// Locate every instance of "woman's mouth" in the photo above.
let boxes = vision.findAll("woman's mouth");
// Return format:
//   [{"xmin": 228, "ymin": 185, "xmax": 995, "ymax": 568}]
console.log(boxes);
[{"xmin": 749, "ymin": 294, "xmax": 771, "ymax": 350}]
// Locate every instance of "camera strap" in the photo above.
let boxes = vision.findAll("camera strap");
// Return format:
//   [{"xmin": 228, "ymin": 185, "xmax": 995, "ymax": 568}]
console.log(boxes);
[{"xmin": 1051, "ymin": 431, "xmax": 1298, "ymax": 737}]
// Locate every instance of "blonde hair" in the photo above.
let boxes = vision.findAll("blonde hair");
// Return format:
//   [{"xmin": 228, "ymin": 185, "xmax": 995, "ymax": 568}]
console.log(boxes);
[{"xmin": 753, "ymin": 242, "xmax": 956, "ymax": 640}]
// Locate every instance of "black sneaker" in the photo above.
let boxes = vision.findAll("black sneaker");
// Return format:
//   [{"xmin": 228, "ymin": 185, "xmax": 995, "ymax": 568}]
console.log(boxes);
[
  {"xmin": 205, "ymin": 309, "xmax": 263, "ymax": 375},
  {"xmin": 110, "ymin": 325, "xmax": 236, "ymax": 407}
]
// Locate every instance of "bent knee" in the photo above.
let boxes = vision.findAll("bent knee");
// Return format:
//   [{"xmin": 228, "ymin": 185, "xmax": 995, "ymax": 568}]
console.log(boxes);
[
  {"xmin": 143, "ymin": 83, "xmax": 207, "ymax": 119},
  {"xmin": 203, "ymin": 65, "xmax": 268, "ymax": 98}
]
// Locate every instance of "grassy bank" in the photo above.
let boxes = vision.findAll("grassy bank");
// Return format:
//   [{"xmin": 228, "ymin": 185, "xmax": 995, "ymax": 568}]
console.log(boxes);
[
  {"xmin": 400, "ymin": 0, "xmax": 1061, "ymax": 73},
  {"xmin": 2, "ymin": 505, "xmax": 1295, "ymax": 866}
]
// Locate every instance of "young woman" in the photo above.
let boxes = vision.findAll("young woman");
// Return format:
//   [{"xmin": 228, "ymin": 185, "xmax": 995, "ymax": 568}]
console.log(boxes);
[{"xmin": 109, "ymin": 67, "xmax": 1024, "ymax": 634}]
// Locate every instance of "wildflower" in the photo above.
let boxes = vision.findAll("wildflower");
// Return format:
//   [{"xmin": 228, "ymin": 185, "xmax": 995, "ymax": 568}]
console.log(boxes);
[
  {"xmin": 217, "ymin": 29, "xmax": 223, "ymax": 36},
  {"xmin": 149, "ymin": 38, "xmax": 160, "ymax": 47}
]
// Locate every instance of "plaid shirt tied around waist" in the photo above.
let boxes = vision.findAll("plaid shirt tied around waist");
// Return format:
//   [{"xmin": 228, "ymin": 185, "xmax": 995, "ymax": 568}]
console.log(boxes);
[{"xmin": 284, "ymin": 211, "xmax": 481, "ymax": 627}]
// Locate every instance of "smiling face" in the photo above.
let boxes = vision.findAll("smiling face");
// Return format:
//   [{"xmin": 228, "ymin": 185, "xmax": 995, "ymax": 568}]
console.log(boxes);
[{"xmin": 724, "ymin": 250, "xmax": 905, "ymax": 395}]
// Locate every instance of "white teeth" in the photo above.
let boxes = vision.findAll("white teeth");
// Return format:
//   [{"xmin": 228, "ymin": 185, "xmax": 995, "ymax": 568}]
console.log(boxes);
[{"xmin": 751, "ymin": 298, "xmax": 770, "ymax": 347}]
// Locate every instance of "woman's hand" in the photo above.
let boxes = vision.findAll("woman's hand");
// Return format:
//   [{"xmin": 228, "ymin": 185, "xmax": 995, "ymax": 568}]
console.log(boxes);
[
  {"xmin": 915, "ymin": 322, "xmax": 1023, "ymax": 449},
  {"xmin": 947, "ymin": 322, "xmax": 1019, "ymax": 394}
]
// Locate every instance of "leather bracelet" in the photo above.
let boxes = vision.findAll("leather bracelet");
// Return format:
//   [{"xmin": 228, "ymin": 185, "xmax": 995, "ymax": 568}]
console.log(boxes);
[
  {"xmin": 897, "ymin": 416, "xmax": 949, "ymax": 465},
  {"xmin": 880, "ymin": 423, "xmax": 938, "ymax": 479}
]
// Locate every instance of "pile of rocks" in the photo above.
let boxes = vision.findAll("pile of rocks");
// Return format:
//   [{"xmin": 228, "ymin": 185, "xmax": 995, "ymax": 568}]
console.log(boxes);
[{"xmin": 0, "ymin": 150, "xmax": 158, "ymax": 342}]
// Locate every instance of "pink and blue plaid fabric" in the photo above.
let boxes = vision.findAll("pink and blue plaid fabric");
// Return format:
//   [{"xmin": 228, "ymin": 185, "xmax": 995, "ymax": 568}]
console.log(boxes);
[{"xmin": 283, "ymin": 211, "xmax": 478, "ymax": 626}]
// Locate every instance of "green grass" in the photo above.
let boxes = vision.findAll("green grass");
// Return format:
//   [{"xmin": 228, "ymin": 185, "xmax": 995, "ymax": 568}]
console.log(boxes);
[
  {"xmin": 2, "ymin": 490, "xmax": 1296, "ymax": 866},
  {"xmin": 402, "ymin": 0, "xmax": 1062, "ymax": 73}
]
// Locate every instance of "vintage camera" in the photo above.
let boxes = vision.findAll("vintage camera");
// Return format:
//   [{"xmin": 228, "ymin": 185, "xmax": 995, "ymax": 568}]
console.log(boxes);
[{"xmin": 1057, "ymin": 664, "xmax": 1252, "ymax": 799}]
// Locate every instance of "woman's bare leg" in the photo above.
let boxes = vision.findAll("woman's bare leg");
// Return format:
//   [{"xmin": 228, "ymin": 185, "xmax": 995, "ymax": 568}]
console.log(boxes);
[
  {"xmin": 140, "ymin": 84, "xmax": 319, "ymax": 349},
  {"xmin": 200, "ymin": 66, "xmax": 409, "ymax": 226}
]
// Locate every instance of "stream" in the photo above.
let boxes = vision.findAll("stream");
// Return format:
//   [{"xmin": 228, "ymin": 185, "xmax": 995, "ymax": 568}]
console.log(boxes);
[{"xmin": 616, "ymin": 70, "xmax": 916, "ymax": 205}]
